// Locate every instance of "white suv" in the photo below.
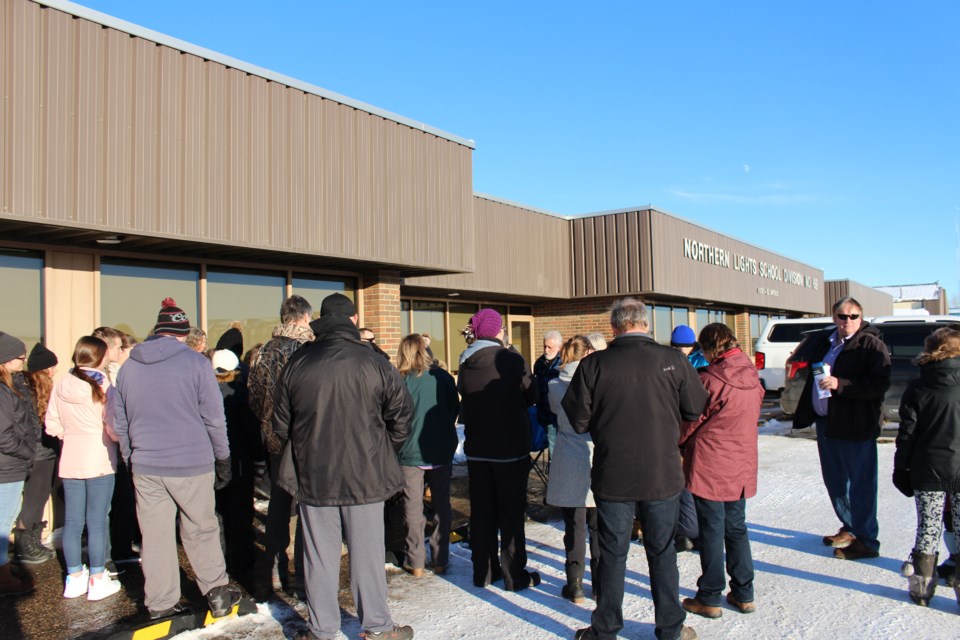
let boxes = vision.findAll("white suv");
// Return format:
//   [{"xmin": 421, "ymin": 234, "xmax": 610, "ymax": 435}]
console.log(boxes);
[{"xmin": 754, "ymin": 317, "xmax": 834, "ymax": 393}]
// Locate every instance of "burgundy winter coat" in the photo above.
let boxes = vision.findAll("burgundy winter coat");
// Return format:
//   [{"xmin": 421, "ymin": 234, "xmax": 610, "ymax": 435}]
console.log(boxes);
[{"xmin": 679, "ymin": 348, "xmax": 764, "ymax": 502}]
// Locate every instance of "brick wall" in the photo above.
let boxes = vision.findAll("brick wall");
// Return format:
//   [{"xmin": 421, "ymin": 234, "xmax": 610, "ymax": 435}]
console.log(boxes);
[
  {"xmin": 360, "ymin": 270, "xmax": 402, "ymax": 357},
  {"xmin": 534, "ymin": 298, "xmax": 616, "ymax": 344}
]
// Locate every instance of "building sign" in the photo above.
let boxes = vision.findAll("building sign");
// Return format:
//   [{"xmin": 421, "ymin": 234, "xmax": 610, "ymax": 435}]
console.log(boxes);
[{"xmin": 682, "ymin": 237, "xmax": 819, "ymax": 296}]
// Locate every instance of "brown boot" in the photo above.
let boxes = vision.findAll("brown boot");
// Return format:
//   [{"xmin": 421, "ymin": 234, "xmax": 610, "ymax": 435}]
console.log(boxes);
[
  {"xmin": 726, "ymin": 592, "xmax": 756, "ymax": 613},
  {"xmin": 908, "ymin": 551, "xmax": 937, "ymax": 606},
  {"xmin": 822, "ymin": 528, "xmax": 856, "ymax": 548},
  {"xmin": 682, "ymin": 597, "xmax": 722, "ymax": 619},
  {"xmin": 0, "ymin": 563, "xmax": 35, "ymax": 597}
]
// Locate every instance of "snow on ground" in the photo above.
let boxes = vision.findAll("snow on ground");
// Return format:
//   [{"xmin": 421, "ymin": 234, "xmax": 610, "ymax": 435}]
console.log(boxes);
[{"xmin": 177, "ymin": 434, "xmax": 960, "ymax": 639}]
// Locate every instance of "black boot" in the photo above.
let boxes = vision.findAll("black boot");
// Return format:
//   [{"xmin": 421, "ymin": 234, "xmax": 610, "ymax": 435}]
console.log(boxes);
[
  {"xmin": 561, "ymin": 561, "xmax": 585, "ymax": 604},
  {"xmin": 908, "ymin": 550, "xmax": 937, "ymax": 606},
  {"xmin": 14, "ymin": 525, "xmax": 54, "ymax": 565}
]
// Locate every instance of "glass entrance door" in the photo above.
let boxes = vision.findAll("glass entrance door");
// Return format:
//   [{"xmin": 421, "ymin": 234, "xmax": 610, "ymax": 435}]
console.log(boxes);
[{"xmin": 509, "ymin": 318, "xmax": 534, "ymax": 365}]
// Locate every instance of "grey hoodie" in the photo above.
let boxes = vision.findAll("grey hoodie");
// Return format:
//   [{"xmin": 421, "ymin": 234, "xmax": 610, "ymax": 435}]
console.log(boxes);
[{"xmin": 114, "ymin": 336, "xmax": 229, "ymax": 477}]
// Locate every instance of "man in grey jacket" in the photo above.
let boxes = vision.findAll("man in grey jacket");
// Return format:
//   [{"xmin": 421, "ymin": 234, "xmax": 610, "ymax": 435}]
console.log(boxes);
[{"xmin": 114, "ymin": 298, "xmax": 239, "ymax": 620}]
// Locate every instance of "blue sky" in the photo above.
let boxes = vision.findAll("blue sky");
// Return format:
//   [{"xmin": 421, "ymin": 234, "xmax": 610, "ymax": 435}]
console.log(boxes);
[{"xmin": 73, "ymin": 0, "xmax": 960, "ymax": 304}]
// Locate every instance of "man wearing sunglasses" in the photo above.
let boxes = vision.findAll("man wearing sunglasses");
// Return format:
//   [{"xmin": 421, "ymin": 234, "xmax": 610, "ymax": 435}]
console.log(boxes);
[{"xmin": 793, "ymin": 297, "xmax": 891, "ymax": 561}]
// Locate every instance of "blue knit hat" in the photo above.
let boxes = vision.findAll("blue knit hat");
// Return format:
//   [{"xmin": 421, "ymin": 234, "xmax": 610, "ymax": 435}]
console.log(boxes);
[{"xmin": 670, "ymin": 325, "xmax": 697, "ymax": 347}]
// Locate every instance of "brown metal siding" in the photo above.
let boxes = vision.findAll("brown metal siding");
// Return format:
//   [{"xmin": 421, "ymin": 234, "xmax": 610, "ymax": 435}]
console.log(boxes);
[
  {"xmin": 572, "ymin": 209, "xmax": 652, "ymax": 297},
  {"xmin": 1, "ymin": 0, "xmax": 474, "ymax": 273},
  {"xmin": 823, "ymin": 280, "xmax": 894, "ymax": 316},
  {"xmin": 405, "ymin": 196, "xmax": 571, "ymax": 299}
]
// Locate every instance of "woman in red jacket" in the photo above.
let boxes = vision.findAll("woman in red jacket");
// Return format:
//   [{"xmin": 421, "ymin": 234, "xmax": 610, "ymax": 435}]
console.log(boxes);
[{"xmin": 679, "ymin": 323, "xmax": 765, "ymax": 619}]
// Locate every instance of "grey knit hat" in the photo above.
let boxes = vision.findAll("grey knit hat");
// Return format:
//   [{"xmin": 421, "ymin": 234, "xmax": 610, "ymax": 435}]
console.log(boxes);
[{"xmin": 0, "ymin": 332, "xmax": 27, "ymax": 364}]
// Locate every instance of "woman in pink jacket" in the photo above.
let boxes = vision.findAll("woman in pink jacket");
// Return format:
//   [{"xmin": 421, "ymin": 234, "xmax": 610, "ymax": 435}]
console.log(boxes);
[
  {"xmin": 45, "ymin": 336, "xmax": 121, "ymax": 601},
  {"xmin": 678, "ymin": 323, "xmax": 765, "ymax": 619}
]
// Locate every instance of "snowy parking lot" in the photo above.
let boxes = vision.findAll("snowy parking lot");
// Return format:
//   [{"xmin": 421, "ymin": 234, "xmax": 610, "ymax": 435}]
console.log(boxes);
[{"xmin": 174, "ymin": 429, "xmax": 960, "ymax": 640}]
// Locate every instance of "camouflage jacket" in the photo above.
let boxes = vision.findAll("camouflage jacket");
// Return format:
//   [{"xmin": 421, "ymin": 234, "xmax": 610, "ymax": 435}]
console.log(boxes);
[{"xmin": 248, "ymin": 323, "xmax": 314, "ymax": 454}]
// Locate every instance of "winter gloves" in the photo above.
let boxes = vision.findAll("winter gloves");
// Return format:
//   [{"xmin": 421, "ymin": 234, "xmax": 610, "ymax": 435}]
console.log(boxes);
[
  {"xmin": 892, "ymin": 469, "xmax": 913, "ymax": 498},
  {"xmin": 214, "ymin": 457, "xmax": 233, "ymax": 490}
]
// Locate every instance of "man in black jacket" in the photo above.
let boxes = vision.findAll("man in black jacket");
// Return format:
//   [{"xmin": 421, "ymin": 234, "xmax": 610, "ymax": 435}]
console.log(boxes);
[
  {"xmin": 273, "ymin": 293, "xmax": 415, "ymax": 640},
  {"xmin": 563, "ymin": 298, "xmax": 706, "ymax": 640},
  {"xmin": 793, "ymin": 297, "xmax": 891, "ymax": 561},
  {"xmin": 457, "ymin": 308, "xmax": 540, "ymax": 592}
]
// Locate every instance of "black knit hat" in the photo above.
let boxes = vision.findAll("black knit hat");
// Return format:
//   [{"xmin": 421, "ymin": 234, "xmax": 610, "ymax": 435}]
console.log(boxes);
[
  {"xmin": 215, "ymin": 327, "xmax": 243, "ymax": 359},
  {"xmin": 320, "ymin": 293, "xmax": 357, "ymax": 318},
  {"xmin": 27, "ymin": 343, "xmax": 58, "ymax": 371},
  {"xmin": 154, "ymin": 297, "xmax": 191, "ymax": 336}
]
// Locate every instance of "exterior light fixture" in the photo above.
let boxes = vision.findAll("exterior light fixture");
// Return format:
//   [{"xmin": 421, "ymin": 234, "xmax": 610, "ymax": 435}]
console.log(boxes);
[{"xmin": 96, "ymin": 235, "xmax": 123, "ymax": 245}]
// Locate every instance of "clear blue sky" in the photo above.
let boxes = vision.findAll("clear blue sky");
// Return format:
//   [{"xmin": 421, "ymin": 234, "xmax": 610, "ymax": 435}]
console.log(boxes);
[{"xmin": 72, "ymin": 0, "xmax": 960, "ymax": 304}]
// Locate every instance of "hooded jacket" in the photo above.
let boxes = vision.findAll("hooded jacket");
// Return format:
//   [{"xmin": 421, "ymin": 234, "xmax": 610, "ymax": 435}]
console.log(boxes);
[
  {"xmin": 679, "ymin": 348, "xmax": 765, "ymax": 502},
  {"xmin": 272, "ymin": 315, "xmax": 413, "ymax": 506},
  {"xmin": 457, "ymin": 339, "xmax": 538, "ymax": 461},
  {"xmin": 45, "ymin": 368, "xmax": 118, "ymax": 479},
  {"xmin": 0, "ymin": 374, "xmax": 38, "ymax": 483},
  {"xmin": 114, "ymin": 336, "xmax": 229, "ymax": 477},
  {"xmin": 793, "ymin": 323, "xmax": 891, "ymax": 440},
  {"xmin": 546, "ymin": 359, "xmax": 595, "ymax": 508},
  {"xmin": 895, "ymin": 356, "xmax": 960, "ymax": 492},
  {"xmin": 563, "ymin": 333, "xmax": 708, "ymax": 502}
]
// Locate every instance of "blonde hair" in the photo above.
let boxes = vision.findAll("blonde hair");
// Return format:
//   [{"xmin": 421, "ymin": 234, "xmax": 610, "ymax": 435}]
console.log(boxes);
[
  {"xmin": 560, "ymin": 335, "xmax": 594, "ymax": 367},
  {"xmin": 23, "ymin": 369, "xmax": 54, "ymax": 421},
  {"xmin": 397, "ymin": 334, "xmax": 432, "ymax": 377},
  {"xmin": 916, "ymin": 326, "xmax": 960, "ymax": 365}
]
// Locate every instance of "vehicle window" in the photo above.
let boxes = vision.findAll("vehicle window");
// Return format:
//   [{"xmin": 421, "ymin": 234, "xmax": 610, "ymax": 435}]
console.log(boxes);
[
  {"xmin": 768, "ymin": 323, "xmax": 833, "ymax": 342},
  {"xmin": 879, "ymin": 325, "xmax": 942, "ymax": 358}
]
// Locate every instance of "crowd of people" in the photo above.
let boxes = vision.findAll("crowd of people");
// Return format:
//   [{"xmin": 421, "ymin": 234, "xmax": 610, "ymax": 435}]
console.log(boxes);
[{"xmin": 1, "ymin": 293, "xmax": 959, "ymax": 640}]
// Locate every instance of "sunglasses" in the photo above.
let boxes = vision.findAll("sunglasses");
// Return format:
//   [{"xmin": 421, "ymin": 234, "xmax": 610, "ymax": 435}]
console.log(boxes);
[{"xmin": 836, "ymin": 314, "xmax": 860, "ymax": 321}]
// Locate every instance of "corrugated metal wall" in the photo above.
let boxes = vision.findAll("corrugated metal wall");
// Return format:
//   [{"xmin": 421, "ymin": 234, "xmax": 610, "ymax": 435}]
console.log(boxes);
[
  {"xmin": 0, "ymin": 0, "xmax": 474, "ymax": 273},
  {"xmin": 405, "ymin": 196, "xmax": 571, "ymax": 299},
  {"xmin": 824, "ymin": 280, "xmax": 894, "ymax": 316},
  {"xmin": 570, "ymin": 210, "xmax": 653, "ymax": 297}
]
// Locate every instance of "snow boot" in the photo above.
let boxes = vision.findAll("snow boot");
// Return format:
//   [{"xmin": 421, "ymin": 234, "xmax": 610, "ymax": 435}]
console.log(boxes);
[
  {"xmin": 561, "ymin": 561, "xmax": 585, "ymax": 604},
  {"xmin": 938, "ymin": 553, "xmax": 958, "ymax": 583},
  {"xmin": 907, "ymin": 550, "xmax": 937, "ymax": 606},
  {"xmin": 14, "ymin": 524, "xmax": 54, "ymax": 564}
]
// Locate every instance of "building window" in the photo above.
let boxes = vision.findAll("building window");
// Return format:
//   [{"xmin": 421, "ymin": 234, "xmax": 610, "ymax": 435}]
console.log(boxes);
[
  {"xmin": 695, "ymin": 309, "xmax": 710, "ymax": 332},
  {"xmin": 101, "ymin": 259, "xmax": 199, "ymax": 341},
  {"xmin": 0, "ymin": 249, "xmax": 44, "ymax": 347},
  {"xmin": 292, "ymin": 274, "xmax": 356, "ymax": 319},
  {"xmin": 653, "ymin": 306, "xmax": 672, "ymax": 344},
  {"xmin": 672, "ymin": 307, "xmax": 688, "ymax": 331},
  {"xmin": 448, "ymin": 303, "xmax": 479, "ymax": 372},
  {"xmin": 400, "ymin": 300, "xmax": 411, "ymax": 337},
  {"xmin": 207, "ymin": 268, "xmax": 285, "ymax": 353},
  {"xmin": 412, "ymin": 301, "xmax": 447, "ymax": 368}
]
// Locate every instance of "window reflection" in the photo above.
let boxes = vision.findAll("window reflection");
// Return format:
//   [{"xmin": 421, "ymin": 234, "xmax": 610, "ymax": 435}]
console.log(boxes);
[
  {"xmin": 448, "ymin": 303, "xmax": 478, "ymax": 371},
  {"xmin": 101, "ymin": 259, "xmax": 199, "ymax": 340},
  {"xmin": 207, "ymin": 269, "xmax": 285, "ymax": 351},
  {"xmin": 0, "ymin": 250, "xmax": 43, "ymax": 347},
  {"xmin": 412, "ymin": 301, "xmax": 446, "ymax": 368},
  {"xmin": 292, "ymin": 274, "xmax": 355, "ymax": 320}
]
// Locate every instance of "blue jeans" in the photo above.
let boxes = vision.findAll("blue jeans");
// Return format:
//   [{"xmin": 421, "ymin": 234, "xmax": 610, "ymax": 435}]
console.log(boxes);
[
  {"xmin": 0, "ymin": 480, "xmax": 24, "ymax": 567},
  {"xmin": 693, "ymin": 495, "xmax": 754, "ymax": 605},
  {"xmin": 594, "ymin": 494, "xmax": 685, "ymax": 640},
  {"xmin": 63, "ymin": 475, "xmax": 116, "ymax": 574},
  {"xmin": 815, "ymin": 418, "xmax": 879, "ymax": 550}
]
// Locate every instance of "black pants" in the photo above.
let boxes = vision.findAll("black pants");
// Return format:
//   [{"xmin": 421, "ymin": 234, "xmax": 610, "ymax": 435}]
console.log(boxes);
[
  {"xmin": 109, "ymin": 458, "xmax": 141, "ymax": 560},
  {"xmin": 467, "ymin": 458, "xmax": 532, "ymax": 591},
  {"xmin": 216, "ymin": 462, "xmax": 257, "ymax": 574},
  {"xmin": 17, "ymin": 457, "xmax": 57, "ymax": 529},
  {"xmin": 561, "ymin": 506, "xmax": 599, "ymax": 568}
]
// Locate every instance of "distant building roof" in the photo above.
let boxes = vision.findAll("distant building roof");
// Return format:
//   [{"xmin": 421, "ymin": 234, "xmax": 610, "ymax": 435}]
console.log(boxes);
[{"xmin": 874, "ymin": 283, "xmax": 942, "ymax": 302}]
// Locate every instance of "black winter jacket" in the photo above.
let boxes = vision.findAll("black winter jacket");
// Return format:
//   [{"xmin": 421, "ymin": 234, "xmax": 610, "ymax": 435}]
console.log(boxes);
[
  {"xmin": 562, "ymin": 333, "xmax": 708, "ymax": 502},
  {"xmin": 457, "ymin": 339, "xmax": 537, "ymax": 460},
  {"xmin": 0, "ymin": 374, "xmax": 38, "ymax": 483},
  {"xmin": 793, "ymin": 323, "xmax": 891, "ymax": 440},
  {"xmin": 272, "ymin": 316, "xmax": 413, "ymax": 506},
  {"xmin": 895, "ymin": 357, "xmax": 960, "ymax": 492}
]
